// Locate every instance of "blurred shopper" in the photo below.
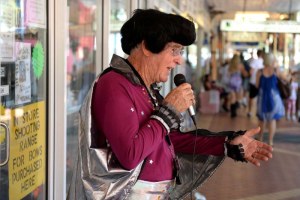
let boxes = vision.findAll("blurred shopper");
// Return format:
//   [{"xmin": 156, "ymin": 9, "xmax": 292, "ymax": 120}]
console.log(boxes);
[
  {"xmin": 219, "ymin": 60, "xmax": 231, "ymax": 111},
  {"xmin": 203, "ymin": 73, "xmax": 224, "ymax": 92},
  {"xmin": 256, "ymin": 53, "xmax": 285, "ymax": 146},
  {"xmin": 247, "ymin": 51, "xmax": 254, "ymax": 64},
  {"xmin": 286, "ymin": 73, "xmax": 299, "ymax": 121},
  {"xmin": 248, "ymin": 49, "xmax": 264, "ymax": 117},
  {"xmin": 202, "ymin": 73, "xmax": 229, "ymax": 112},
  {"xmin": 228, "ymin": 54, "xmax": 247, "ymax": 118},
  {"xmin": 240, "ymin": 52, "xmax": 251, "ymax": 107}
]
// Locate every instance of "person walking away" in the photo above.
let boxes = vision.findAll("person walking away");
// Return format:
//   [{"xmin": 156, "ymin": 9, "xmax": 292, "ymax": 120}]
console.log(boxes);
[
  {"xmin": 256, "ymin": 53, "xmax": 285, "ymax": 146},
  {"xmin": 227, "ymin": 54, "xmax": 246, "ymax": 118},
  {"xmin": 248, "ymin": 49, "xmax": 264, "ymax": 117},
  {"xmin": 240, "ymin": 52, "xmax": 250, "ymax": 107},
  {"xmin": 286, "ymin": 73, "xmax": 299, "ymax": 121},
  {"xmin": 218, "ymin": 60, "xmax": 231, "ymax": 111}
]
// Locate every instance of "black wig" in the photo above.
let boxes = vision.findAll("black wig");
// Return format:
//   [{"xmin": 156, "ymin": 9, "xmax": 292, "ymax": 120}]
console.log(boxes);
[{"xmin": 120, "ymin": 9, "xmax": 196, "ymax": 55}]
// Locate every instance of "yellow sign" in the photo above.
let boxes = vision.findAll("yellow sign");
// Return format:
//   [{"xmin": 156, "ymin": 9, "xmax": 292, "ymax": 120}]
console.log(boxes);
[{"xmin": 9, "ymin": 101, "xmax": 45, "ymax": 200}]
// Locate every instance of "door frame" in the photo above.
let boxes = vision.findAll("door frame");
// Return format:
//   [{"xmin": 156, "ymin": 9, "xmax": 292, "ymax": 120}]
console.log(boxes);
[{"xmin": 48, "ymin": 0, "xmax": 67, "ymax": 199}]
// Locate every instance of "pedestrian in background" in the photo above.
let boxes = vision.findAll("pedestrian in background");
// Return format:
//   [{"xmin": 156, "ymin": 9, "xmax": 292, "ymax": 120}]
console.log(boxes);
[
  {"xmin": 256, "ymin": 53, "xmax": 285, "ymax": 146},
  {"xmin": 286, "ymin": 73, "xmax": 299, "ymax": 121},
  {"xmin": 248, "ymin": 49, "xmax": 264, "ymax": 117},
  {"xmin": 228, "ymin": 54, "xmax": 248, "ymax": 118}
]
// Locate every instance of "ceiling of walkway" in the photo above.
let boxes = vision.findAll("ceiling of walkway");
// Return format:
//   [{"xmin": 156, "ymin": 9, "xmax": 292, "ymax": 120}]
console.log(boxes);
[
  {"xmin": 202, "ymin": 0, "xmax": 300, "ymax": 31},
  {"xmin": 205, "ymin": 0, "xmax": 300, "ymax": 14}
]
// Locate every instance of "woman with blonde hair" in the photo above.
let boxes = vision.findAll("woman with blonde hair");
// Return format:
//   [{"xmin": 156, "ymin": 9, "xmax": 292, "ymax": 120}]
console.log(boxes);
[
  {"xmin": 256, "ymin": 52, "xmax": 285, "ymax": 146},
  {"xmin": 228, "ymin": 54, "xmax": 247, "ymax": 118}
]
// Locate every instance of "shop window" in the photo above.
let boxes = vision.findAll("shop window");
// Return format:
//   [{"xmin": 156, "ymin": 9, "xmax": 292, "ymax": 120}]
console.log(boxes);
[
  {"xmin": 109, "ymin": 0, "xmax": 130, "ymax": 59},
  {"xmin": 0, "ymin": 0, "xmax": 48, "ymax": 199},
  {"xmin": 66, "ymin": 0, "xmax": 97, "ymax": 193}
]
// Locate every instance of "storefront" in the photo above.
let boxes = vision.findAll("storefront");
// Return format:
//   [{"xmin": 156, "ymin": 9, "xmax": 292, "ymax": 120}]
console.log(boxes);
[{"xmin": 0, "ymin": 0, "xmax": 48, "ymax": 199}]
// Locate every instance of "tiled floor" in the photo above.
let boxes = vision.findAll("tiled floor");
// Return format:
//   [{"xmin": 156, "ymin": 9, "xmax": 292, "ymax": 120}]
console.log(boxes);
[{"xmin": 185, "ymin": 107, "xmax": 300, "ymax": 200}]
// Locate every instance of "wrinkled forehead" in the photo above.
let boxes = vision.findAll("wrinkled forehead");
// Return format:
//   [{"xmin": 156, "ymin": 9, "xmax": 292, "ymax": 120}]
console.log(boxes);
[{"xmin": 165, "ymin": 42, "xmax": 184, "ymax": 49}]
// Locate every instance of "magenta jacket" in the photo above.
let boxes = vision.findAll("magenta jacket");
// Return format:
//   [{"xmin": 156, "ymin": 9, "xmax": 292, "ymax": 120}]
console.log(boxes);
[{"xmin": 91, "ymin": 55, "xmax": 229, "ymax": 182}]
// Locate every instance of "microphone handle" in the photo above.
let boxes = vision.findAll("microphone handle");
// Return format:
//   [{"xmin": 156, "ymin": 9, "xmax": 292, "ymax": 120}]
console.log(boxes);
[
  {"xmin": 188, "ymin": 106, "xmax": 196, "ymax": 126},
  {"xmin": 188, "ymin": 106, "xmax": 195, "ymax": 116}
]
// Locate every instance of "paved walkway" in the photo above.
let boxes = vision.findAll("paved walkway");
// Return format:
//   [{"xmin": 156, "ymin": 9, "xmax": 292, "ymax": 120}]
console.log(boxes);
[{"xmin": 184, "ymin": 108, "xmax": 300, "ymax": 200}]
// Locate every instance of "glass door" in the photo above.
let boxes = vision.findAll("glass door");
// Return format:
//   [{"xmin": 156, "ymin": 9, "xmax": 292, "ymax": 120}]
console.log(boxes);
[
  {"xmin": 66, "ymin": 0, "xmax": 98, "ymax": 192},
  {"xmin": 0, "ymin": 0, "xmax": 48, "ymax": 199},
  {"xmin": 109, "ymin": 0, "xmax": 130, "ymax": 60}
]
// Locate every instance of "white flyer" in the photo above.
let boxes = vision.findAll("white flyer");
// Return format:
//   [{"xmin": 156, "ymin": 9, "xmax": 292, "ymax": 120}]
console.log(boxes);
[
  {"xmin": 0, "ymin": 0, "xmax": 16, "ymax": 62},
  {"xmin": 25, "ymin": 0, "xmax": 47, "ymax": 28},
  {"xmin": 15, "ymin": 42, "xmax": 32, "ymax": 105}
]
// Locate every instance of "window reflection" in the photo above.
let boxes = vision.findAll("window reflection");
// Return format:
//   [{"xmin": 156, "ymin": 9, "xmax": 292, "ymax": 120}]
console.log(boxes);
[
  {"xmin": 66, "ymin": 0, "xmax": 97, "ymax": 192},
  {"xmin": 109, "ymin": 0, "xmax": 130, "ymax": 59},
  {"xmin": 1, "ymin": 0, "xmax": 47, "ymax": 199},
  {"xmin": 66, "ymin": 0, "xmax": 130, "ymax": 194}
]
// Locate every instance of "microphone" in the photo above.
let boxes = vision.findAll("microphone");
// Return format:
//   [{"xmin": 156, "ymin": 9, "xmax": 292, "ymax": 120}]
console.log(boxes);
[{"xmin": 174, "ymin": 74, "xmax": 196, "ymax": 126}]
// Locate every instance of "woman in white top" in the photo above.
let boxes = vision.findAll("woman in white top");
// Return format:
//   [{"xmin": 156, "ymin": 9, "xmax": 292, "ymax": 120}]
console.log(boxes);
[{"xmin": 286, "ymin": 73, "xmax": 299, "ymax": 121}]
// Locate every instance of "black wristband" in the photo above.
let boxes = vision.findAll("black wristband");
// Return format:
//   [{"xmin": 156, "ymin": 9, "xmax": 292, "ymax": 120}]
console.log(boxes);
[
  {"xmin": 227, "ymin": 130, "xmax": 246, "ymax": 141},
  {"xmin": 150, "ymin": 103, "xmax": 183, "ymax": 132},
  {"xmin": 226, "ymin": 130, "xmax": 247, "ymax": 162},
  {"xmin": 226, "ymin": 143, "xmax": 247, "ymax": 162}
]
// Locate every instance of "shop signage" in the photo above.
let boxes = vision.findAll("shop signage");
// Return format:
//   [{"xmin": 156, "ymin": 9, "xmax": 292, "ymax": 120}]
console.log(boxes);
[
  {"xmin": 0, "ymin": 0, "xmax": 15, "ymax": 62},
  {"xmin": 227, "ymin": 32, "xmax": 267, "ymax": 42},
  {"xmin": 15, "ymin": 42, "xmax": 32, "ymax": 105},
  {"xmin": 9, "ymin": 101, "xmax": 46, "ymax": 200},
  {"xmin": 221, "ymin": 20, "xmax": 300, "ymax": 33},
  {"xmin": 25, "ymin": 0, "xmax": 47, "ymax": 28}
]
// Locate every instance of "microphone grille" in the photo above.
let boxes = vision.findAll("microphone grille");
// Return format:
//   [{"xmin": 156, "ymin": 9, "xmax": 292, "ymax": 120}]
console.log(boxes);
[{"xmin": 174, "ymin": 74, "xmax": 186, "ymax": 86}]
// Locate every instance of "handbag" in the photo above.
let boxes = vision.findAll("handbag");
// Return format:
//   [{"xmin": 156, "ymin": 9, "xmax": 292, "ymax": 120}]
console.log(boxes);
[
  {"xmin": 67, "ymin": 75, "xmax": 143, "ymax": 200},
  {"xmin": 277, "ymin": 77, "xmax": 291, "ymax": 99}
]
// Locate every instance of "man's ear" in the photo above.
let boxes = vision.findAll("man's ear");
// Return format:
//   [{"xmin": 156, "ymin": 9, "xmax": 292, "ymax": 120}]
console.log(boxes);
[{"xmin": 141, "ymin": 41, "xmax": 151, "ymax": 56}]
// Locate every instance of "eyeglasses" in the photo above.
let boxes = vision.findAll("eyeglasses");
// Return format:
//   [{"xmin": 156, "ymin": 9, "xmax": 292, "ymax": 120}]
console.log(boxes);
[
  {"xmin": 165, "ymin": 44, "xmax": 184, "ymax": 57},
  {"xmin": 171, "ymin": 47, "xmax": 184, "ymax": 56}
]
